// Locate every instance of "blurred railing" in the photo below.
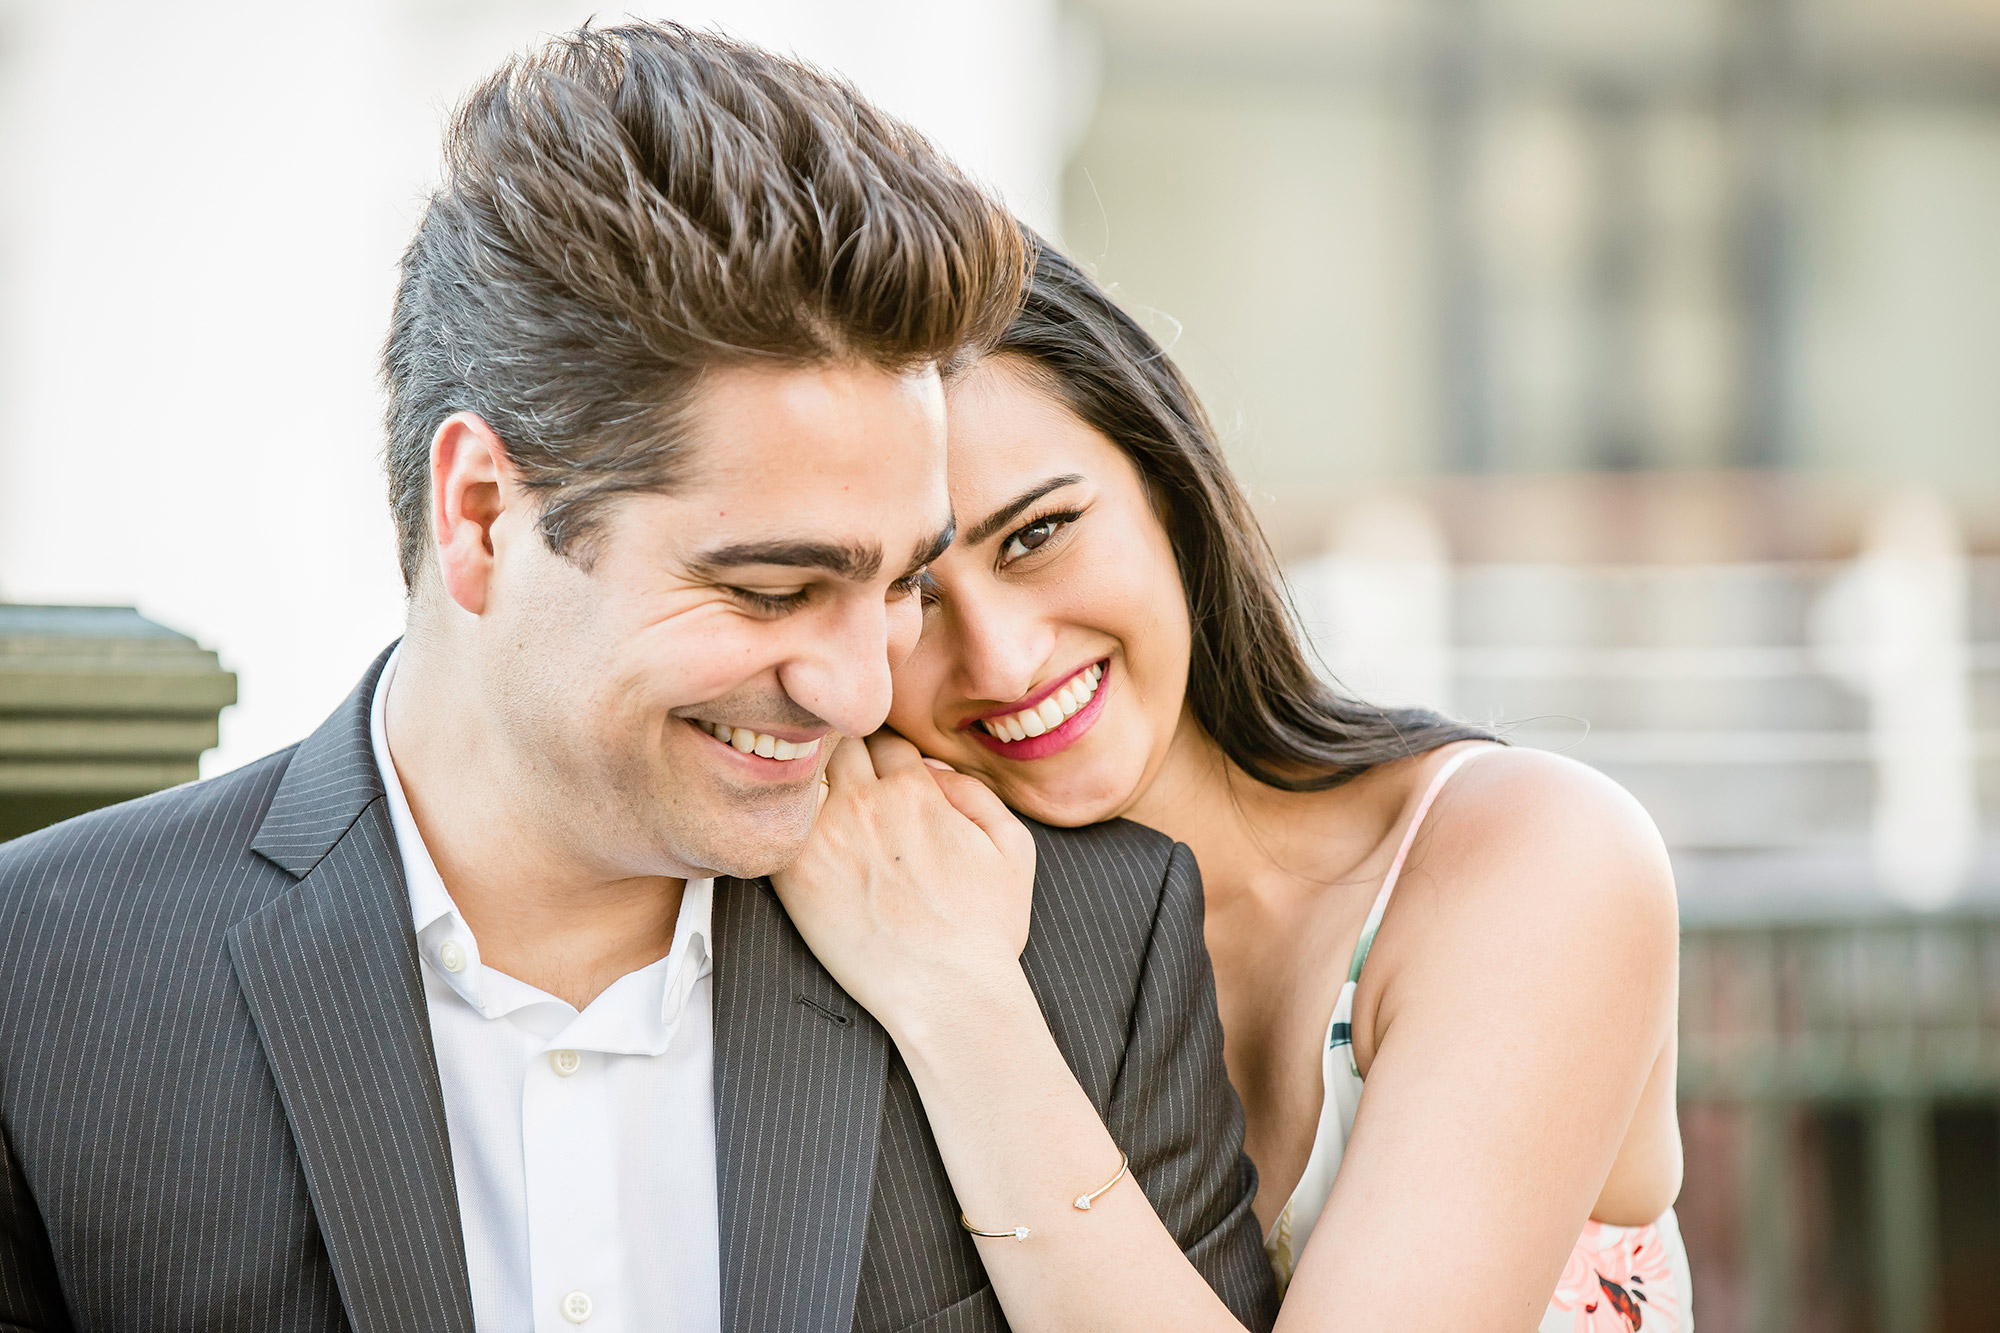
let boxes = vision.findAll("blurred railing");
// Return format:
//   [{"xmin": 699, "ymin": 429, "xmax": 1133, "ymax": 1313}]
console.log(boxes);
[
  {"xmin": 1680, "ymin": 919, "xmax": 2000, "ymax": 1332},
  {"xmin": 1681, "ymin": 920, "xmax": 2000, "ymax": 1105},
  {"xmin": 1290, "ymin": 492, "xmax": 2000, "ymax": 1333}
]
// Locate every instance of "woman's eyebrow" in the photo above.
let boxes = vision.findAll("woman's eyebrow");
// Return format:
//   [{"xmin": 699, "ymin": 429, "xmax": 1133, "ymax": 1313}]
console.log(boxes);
[{"xmin": 962, "ymin": 474, "xmax": 1086, "ymax": 547}]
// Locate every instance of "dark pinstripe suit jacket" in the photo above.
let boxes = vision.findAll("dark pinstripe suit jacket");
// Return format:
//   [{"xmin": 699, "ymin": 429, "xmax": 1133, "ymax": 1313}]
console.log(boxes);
[{"xmin": 0, "ymin": 653, "xmax": 1279, "ymax": 1333}]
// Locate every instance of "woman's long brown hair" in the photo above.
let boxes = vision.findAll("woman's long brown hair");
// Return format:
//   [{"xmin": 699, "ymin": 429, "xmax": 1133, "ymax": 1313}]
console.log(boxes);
[{"xmin": 992, "ymin": 237, "xmax": 1494, "ymax": 791}]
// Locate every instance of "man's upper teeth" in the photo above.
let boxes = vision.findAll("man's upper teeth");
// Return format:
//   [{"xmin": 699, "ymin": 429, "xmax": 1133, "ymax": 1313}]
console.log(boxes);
[
  {"xmin": 704, "ymin": 722, "xmax": 820, "ymax": 761},
  {"xmin": 981, "ymin": 663, "xmax": 1103, "ymax": 741}
]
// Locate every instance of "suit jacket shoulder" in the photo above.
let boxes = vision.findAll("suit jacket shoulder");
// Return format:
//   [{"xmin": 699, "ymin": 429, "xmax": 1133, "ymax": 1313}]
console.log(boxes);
[
  {"xmin": 0, "ymin": 744, "xmax": 298, "ymax": 945},
  {"xmin": 1015, "ymin": 817, "xmax": 1176, "ymax": 1096}
]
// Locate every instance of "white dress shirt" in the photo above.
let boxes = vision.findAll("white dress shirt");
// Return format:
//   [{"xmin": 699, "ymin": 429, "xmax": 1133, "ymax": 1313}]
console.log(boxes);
[{"xmin": 370, "ymin": 649, "xmax": 722, "ymax": 1333}]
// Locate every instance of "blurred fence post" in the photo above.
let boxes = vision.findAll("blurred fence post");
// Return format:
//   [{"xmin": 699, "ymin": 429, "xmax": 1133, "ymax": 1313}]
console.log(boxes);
[
  {"xmin": 1813, "ymin": 488, "xmax": 1976, "ymax": 910},
  {"xmin": 1868, "ymin": 1099, "xmax": 1938, "ymax": 1333},
  {"xmin": 1744, "ymin": 1102, "xmax": 1796, "ymax": 1333}
]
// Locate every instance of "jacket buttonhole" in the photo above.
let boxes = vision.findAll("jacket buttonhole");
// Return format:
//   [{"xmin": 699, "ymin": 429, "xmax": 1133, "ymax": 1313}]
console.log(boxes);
[{"xmin": 794, "ymin": 993, "xmax": 853, "ymax": 1027}]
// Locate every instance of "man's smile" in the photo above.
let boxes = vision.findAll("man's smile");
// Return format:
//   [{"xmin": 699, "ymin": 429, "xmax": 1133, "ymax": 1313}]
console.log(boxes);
[{"xmin": 688, "ymin": 717, "xmax": 827, "ymax": 763}]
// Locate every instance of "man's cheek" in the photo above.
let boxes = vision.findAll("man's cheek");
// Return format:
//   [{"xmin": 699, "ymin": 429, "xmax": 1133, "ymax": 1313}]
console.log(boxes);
[{"xmin": 610, "ymin": 638, "xmax": 749, "ymax": 713}]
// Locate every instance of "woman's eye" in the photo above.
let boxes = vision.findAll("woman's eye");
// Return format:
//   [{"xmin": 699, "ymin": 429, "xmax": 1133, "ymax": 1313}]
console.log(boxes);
[{"xmin": 1000, "ymin": 516, "xmax": 1069, "ymax": 563}]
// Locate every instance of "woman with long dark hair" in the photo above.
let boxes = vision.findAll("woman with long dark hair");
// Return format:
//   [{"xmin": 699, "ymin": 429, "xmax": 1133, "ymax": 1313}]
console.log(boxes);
[{"xmin": 773, "ymin": 239, "xmax": 1692, "ymax": 1330}]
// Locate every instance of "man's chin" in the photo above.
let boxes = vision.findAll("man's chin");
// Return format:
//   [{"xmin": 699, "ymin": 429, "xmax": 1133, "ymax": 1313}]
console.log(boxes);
[
  {"xmin": 690, "ymin": 842, "xmax": 808, "ymax": 882},
  {"xmin": 667, "ymin": 800, "xmax": 817, "ymax": 881}
]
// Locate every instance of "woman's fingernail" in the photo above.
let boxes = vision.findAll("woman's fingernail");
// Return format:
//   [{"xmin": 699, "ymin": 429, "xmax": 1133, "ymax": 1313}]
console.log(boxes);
[{"xmin": 923, "ymin": 757, "xmax": 956, "ymax": 772}]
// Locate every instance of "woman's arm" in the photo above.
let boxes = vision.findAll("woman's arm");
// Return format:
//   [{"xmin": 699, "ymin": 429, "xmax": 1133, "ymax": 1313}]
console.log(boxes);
[
  {"xmin": 773, "ymin": 734, "xmax": 1252, "ymax": 1333},
  {"xmin": 1279, "ymin": 749, "xmax": 1682, "ymax": 1328}
]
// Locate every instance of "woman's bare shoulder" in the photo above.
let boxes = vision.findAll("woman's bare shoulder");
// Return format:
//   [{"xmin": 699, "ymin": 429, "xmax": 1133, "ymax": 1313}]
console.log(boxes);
[
  {"xmin": 1346, "ymin": 744, "xmax": 1680, "ymax": 1076},
  {"xmin": 1390, "ymin": 744, "xmax": 1680, "ymax": 971}
]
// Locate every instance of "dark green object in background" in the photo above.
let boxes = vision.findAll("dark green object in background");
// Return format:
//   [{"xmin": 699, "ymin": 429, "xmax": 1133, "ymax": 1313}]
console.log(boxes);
[{"xmin": 0, "ymin": 605, "xmax": 236, "ymax": 844}]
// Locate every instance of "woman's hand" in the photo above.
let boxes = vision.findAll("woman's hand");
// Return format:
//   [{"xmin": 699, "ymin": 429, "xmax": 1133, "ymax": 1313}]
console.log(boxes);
[{"xmin": 770, "ymin": 732, "xmax": 1037, "ymax": 1041}]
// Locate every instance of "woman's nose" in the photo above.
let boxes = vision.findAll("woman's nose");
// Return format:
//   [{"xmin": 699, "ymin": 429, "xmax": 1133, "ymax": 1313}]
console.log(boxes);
[{"xmin": 947, "ymin": 588, "xmax": 1056, "ymax": 705}]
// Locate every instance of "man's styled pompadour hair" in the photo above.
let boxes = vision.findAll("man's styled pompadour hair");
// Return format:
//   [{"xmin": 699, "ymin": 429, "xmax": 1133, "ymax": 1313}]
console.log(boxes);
[{"xmin": 382, "ymin": 21, "xmax": 1027, "ymax": 587}]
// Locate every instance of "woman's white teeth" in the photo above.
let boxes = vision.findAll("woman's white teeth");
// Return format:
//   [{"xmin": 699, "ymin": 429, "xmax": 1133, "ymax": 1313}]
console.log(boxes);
[
  {"xmin": 981, "ymin": 662, "xmax": 1104, "ymax": 741},
  {"xmin": 703, "ymin": 721, "xmax": 819, "ymax": 761}
]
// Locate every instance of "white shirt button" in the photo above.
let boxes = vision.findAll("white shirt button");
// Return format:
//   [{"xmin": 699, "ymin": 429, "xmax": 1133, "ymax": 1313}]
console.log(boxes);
[
  {"xmin": 438, "ymin": 940, "xmax": 466, "ymax": 973},
  {"xmin": 561, "ymin": 1289, "xmax": 593, "ymax": 1323},
  {"xmin": 550, "ymin": 1048, "xmax": 581, "ymax": 1077}
]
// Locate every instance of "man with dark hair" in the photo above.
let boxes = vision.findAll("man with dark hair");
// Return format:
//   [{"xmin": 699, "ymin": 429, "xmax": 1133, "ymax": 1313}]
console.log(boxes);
[{"xmin": 0, "ymin": 23, "xmax": 1277, "ymax": 1333}]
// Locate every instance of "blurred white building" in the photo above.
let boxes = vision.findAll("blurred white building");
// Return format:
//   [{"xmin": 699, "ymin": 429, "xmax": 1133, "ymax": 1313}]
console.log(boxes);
[
  {"xmin": 1064, "ymin": 0, "xmax": 2000, "ymax": 558},
  {"xmin": 0, "ymin": 0, "xmax": 1079, "ymax": 773}
]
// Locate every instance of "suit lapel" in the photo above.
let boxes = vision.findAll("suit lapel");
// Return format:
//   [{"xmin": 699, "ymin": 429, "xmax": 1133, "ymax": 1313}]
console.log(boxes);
[
  {"xmin": 229, "ymin": 649, "xmax": 476, "ymax": 1333},
  {"xmin": 712, "ymin": 876, "xmax": 889, "ymax": 1333}
]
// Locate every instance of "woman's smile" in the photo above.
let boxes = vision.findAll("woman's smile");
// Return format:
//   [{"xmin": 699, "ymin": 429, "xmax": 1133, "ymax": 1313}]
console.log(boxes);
[{"xmin": 965, "ymin": 658, "xmax": 1111, "ymax": 759}]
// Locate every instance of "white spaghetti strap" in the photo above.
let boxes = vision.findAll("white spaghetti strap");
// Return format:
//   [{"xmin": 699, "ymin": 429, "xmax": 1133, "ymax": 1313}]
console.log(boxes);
[{"xmin": 1343, "ymin": 744, "xmax": 1494, "ymax": 983}]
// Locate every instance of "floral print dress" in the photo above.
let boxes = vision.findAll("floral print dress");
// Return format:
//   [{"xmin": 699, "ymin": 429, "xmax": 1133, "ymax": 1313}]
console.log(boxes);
[{"xmin": 1261, "ymin": 747, "xmax": 1693, "ymax": 1331}]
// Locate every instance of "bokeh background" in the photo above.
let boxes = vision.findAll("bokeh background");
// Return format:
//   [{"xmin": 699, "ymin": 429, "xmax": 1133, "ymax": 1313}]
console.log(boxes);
[{"xmin": 2, "ymin": 1, "xmax": 1996, "ymax": 1329}]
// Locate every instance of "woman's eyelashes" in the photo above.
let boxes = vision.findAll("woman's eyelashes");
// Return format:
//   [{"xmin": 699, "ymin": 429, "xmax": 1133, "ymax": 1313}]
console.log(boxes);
[{"xmin": 998, "ymin": 509, "xmax": 1083, "ymax": 566}]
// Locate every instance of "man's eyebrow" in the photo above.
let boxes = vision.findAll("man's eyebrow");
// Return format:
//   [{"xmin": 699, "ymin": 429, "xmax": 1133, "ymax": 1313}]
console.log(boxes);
[
  {"xmin": 688, "ymin": 539, "xmax": 882, "ymax": 581},
  {"xmin": 963, "ymin": 474, "xmax": 1088, "ymax": 548}
]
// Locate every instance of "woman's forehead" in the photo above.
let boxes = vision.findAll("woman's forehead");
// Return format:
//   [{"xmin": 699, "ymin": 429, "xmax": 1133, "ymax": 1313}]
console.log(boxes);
[{"xmin": 946, "ymin": 363, "xmax": 1119, "ymax": 493}]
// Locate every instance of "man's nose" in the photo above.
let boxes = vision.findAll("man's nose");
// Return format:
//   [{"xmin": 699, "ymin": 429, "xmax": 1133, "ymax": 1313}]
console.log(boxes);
[{"xmin": 779, "ymin": 596, "xmax": 896, "ymax": 738}]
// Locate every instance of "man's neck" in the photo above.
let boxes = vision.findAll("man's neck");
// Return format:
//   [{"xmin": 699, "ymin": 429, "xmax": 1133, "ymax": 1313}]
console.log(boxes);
[{"xmin": 383, "ymin": 642, "xmax": 687, "ymax": 1010}]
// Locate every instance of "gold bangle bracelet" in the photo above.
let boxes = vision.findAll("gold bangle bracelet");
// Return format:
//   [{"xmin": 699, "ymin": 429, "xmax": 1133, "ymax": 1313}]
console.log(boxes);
[
  {"xmin": 958, "ymin": 1151, "xmax": 1130, "ymax": 1243},
  {"xmin": 1072, "ymin": 1150, "xmax": 1130, "ymax": 1211},
  {"xmin": 959, "ymin": 1218, "xmax": 1034, "ymax": 1242}
]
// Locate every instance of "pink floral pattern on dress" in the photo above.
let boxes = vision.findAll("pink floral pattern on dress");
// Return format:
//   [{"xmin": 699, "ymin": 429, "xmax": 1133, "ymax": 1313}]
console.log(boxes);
[{"xmin": 1544, "ymin": 1220, "xmax": 1682, "ymax": 1333}]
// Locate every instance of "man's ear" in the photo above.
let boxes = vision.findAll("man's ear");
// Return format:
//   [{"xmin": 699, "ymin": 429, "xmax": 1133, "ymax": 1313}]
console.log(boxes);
[{"xmin": 429, "ymin": 412, "xmax": 517, "ymax": 616}]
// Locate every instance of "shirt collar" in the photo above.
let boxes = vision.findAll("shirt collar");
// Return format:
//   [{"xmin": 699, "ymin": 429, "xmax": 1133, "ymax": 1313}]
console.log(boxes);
[
  {"xmin": 369, "ymin": 645, "xmax": 714, "ymax": 1045},
  {"xmin": 370, "ymin": 646, "xmax": 464, "ymax": 948}
]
